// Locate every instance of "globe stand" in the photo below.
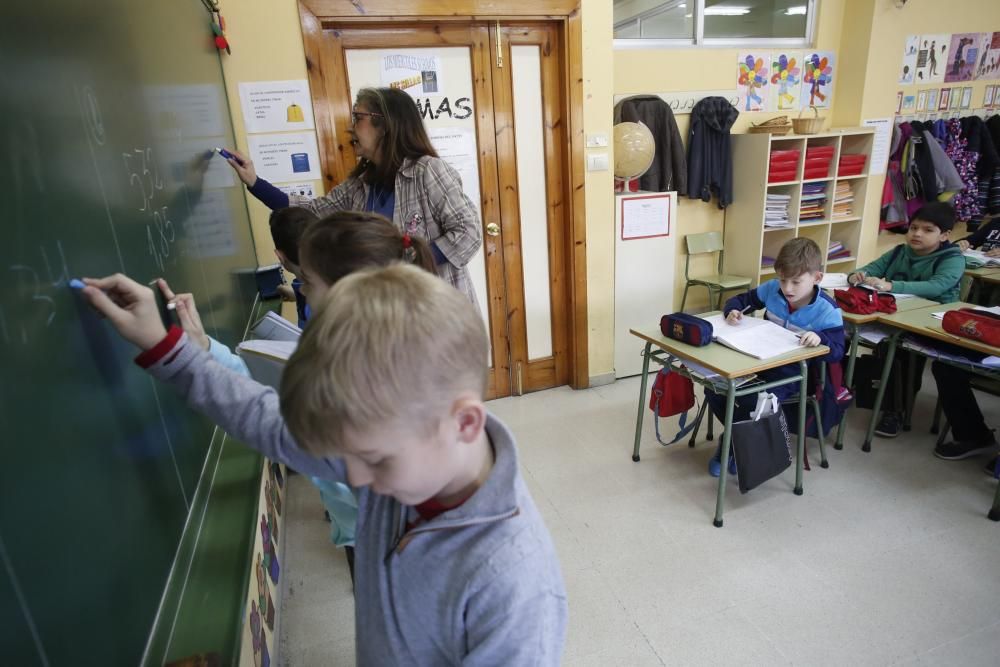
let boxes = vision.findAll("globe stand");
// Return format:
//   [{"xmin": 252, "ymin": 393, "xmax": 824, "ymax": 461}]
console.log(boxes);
[{"xmin": 613, "ymin": 121, "xmax": 655, "ymax": 190}]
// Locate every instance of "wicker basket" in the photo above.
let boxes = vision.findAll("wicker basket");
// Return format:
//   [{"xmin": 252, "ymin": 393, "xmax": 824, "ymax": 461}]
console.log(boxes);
[
  {"xmin": 749, "ymin": 115, "xmax": 792, "ymax": 134},
  {"xmin": 792, "ymin": 106, "xmax": 825, "ymax": 135}
]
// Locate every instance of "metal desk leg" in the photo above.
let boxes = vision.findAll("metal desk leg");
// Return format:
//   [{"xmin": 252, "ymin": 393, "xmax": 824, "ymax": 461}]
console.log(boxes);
[
  {"xmin": 795, "ymin": 360, "xmax": 807, "ymax": 495},
  {"xmin": 713, "ymin": 379, "xmax": 737, "ymax": 528},
  {"xmin": 835, "ymin": 323, "xmax": 861, "ymax": 451},
  {"xmin": 990, "ymin": 479, "xmax": 1000, "ymax": 522},
  {"xmin": 862, "ymin": 332, "xmax": 900, "ymax": 453},
  {"xmin": 632, "ymin": 342, "xmax": 653, "ymax": 462},
  {"xmin": 903, "ymin": 348, "xmax": 915, "ymax": 431}
]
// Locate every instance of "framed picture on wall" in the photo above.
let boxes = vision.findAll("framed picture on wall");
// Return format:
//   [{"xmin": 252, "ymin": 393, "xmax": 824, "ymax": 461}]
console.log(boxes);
[
  {"xmin": 896, "ymin": 91, "xmax": 903, "ymax": 114},
  {"xmin": 902, "ymin": 94, "xmax": 916, "ymax": 111},
  {"xmin": 916, "ymin": 90, "xmax": 927, "ymax": 111},
  {"xmin": 950, "ymin": 87, "xmax": 961, "ymax": 110},
  {"xmin": 985, "ymin": 85, "xmax": 996, "ymax": 109},
  {"xmin": 927, "ymin": 88, "xmax": 939, "ymax": 111},
  {"xmin": 960, "ymin": 86, "xmax": 973, "ymax": 109},
  {"xmin": 938, "ymin": 88, "xmax": 951, "ymax": 110}
]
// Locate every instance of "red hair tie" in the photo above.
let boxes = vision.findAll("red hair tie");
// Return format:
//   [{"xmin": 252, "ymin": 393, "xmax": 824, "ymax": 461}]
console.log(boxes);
[{"xmin": 402, "ymin": 233, "xmax": 412, "ymax": 249}]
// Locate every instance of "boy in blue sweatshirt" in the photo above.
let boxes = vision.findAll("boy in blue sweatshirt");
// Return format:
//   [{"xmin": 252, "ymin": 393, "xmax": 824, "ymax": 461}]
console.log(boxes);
[
  {"xmin": 706, "ymin": 238, "xmax": 845, "ymax": 476},
  {"xmin": 81, "ymin": 265, "xmax": 567, "ymax": 665}
]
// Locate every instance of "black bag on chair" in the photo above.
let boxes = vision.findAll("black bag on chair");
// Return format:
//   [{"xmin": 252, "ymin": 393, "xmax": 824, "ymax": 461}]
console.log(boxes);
[
  {"xmin": 850, "ymin": 353, "xmax": 902, "ymax": 412},
  {"xmin": 730, "ymin": 393, "xmax": 792, "ymax": 494}
]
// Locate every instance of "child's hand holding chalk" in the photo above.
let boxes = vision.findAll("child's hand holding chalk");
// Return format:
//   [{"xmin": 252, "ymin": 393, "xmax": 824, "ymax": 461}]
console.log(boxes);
[
  {"xmin": 76, "ymin": 275, "xmax": 169, "ymax": 351},
  {"xmin": 155, "ymin": 278, "xmax": 211, "ymax": 351}
]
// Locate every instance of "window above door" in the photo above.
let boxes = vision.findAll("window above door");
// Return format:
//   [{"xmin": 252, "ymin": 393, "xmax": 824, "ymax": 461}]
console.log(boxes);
[{"xmin": 614, "ymin": 0, "xmax": 817, "ymax": 48}]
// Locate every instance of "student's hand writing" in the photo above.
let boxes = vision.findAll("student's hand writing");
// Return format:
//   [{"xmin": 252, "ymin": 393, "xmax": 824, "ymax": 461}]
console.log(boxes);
[
  {"xmin": 799, "ymin": 331, "xmax": 821, "ymax": 347},
  {"xmin": 957, "ymin": 239, "xmax": 971, "ymax": 251},
  {"xmin": 848, "ymin": 271, "xmax": 866, "ymax": 286},
  {"xmin": 79, "ymin": 274, "xmax": 167, "ymax": 350},
  {"xmin": 156, "ymin": 279, "xmax": 210, "ymax": 351},
  {"xmin": 224, "ymin": 148, "xmax": 258, "ymax": 187},
  {"xmin": 726, "ymin": 309, "xmax": 743, "ymax": 324}
]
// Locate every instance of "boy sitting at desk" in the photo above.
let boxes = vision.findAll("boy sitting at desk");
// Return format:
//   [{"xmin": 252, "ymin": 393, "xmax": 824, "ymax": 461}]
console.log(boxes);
[
  {"xmin": 846, "ymin": 202, "xmax": 965, "ymax": 438},
  {"xmin": 706, "ymin": 238, "xmax": 845, "ymax": 477}
]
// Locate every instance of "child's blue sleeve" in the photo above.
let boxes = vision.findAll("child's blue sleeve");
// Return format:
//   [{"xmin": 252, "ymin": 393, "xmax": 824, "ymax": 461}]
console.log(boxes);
[
  {"xmin": 311, "ymin": 477, "xmax": 358, "ymax": 547},
  {"xmin": 207, "ymin": 337, "xmax": 251, "ymax": 377},
  {"xmin": 723, "ymin": 283, "xmax": 768, "ymax": 316},
  {"xmin": 247, "ymin": 177, "xmax": 290, "ymax": 210}
]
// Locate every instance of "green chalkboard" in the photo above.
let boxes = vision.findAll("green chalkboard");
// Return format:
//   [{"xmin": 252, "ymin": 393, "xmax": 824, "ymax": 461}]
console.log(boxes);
[{"xmin": 0, "ymin": 1, "xmax": 260, "ymax": 664}]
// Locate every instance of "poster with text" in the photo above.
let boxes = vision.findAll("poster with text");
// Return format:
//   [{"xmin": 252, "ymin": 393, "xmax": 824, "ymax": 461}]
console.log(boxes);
[
  {"xmin": 247, "ymin": 132, "xmax": 321, "ymax": 184},
  {"xmin": 975, "ymin": 32, "xmax": 1000, "ymax": 80},
  {"xmin": 917, "ymin": 34, "xmax": 949, "ymax": 83},
  {"xmin": 379, "ymin": 52, "xmax": 444, "ymax": 97},
  {"xmin": 737, "ymin": 52, "xmax": 770, "ymax": 112},
  {"xmin": 899, "ymin": 35, "xmax": 919, "ymax": 85},
  {"xmin": 944, "ymin": 33, "xmax": 983, "ymax": 83},
  {"xmin": 239, "ymin": 80, "xmax": 315, "ymax": 134},
  {"xmin": 427, "ymin": 127, "xmax": 481, "ymax": 214},
  {"xmin": 801, "ymin": 51, "xmax": 835, "ymax": 109},
  {"xmin": 769, "ymin": 51, "xmax": 802, "ymax": 111}
]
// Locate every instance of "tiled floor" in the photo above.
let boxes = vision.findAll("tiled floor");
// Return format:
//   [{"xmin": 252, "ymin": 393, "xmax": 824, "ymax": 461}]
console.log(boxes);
[{"xmin": 279, "ymin": 372, "xmax": 1000, "ymax": 666}]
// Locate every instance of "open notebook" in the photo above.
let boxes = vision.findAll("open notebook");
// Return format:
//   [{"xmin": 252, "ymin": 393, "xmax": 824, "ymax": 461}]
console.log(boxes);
[
  {"xmin": 963, "ymin": 249, "xmax": 1000, "ymax": 269},
  {"xmin": 701, "ymin": 313, "xmax": 803, "ymax": 360},
  {"xmin": 236, "ymin": 340, "xmax": 298, "ymax": 390},
  {"xmin": 251, "ymin": 310, "xmax": 302, "ymax": 342}
]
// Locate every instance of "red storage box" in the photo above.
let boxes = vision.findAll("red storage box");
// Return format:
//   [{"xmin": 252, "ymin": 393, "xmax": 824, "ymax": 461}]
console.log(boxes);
[
  {"xmin": 806, "ymin": 146, "xmax": 835, "ymax": 157},
  {"xmin": 770, "ymin": 149, "xmax": 801, "ymax": 159},
  {"xmin": 768, "ymin": 169, "xmax": 797, "ymax": 183},
  {"xmin": 804, "ymin": 157, "xmax": 832, "ymax": 169}
]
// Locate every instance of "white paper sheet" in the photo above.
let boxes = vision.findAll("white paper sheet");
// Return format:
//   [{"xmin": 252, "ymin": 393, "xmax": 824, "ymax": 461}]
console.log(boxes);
[
  {"xmin": 238, "ymin": 79, "xmax": 315, "ymax": 133},
  {"xmin": 862, "ymin": 118, "xmax": 892, "ymax": 175},
  {"xmin": 621, "ymin": 194, "xmax": 671, "ymax": 240}
]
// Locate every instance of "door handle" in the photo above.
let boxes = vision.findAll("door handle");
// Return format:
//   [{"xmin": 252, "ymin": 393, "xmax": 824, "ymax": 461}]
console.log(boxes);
[{"xmin": 486, "ymin": 222, "xmax": 500, "ymax": 237}]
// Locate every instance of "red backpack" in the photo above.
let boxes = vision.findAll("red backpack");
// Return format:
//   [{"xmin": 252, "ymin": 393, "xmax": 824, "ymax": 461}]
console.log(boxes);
[{"xmin": 648, "ymin": 364, "xmax": 696, "ymax": 445}]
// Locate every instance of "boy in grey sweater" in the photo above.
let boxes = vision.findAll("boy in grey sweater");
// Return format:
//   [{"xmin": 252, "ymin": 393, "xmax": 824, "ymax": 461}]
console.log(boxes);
[{"xmin": 81, "ymin": 266, "xmax": 567, "ymax": 666}]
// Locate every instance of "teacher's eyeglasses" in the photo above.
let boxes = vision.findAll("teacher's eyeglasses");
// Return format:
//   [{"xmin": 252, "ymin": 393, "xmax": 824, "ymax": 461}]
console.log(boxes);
[{"xmin": 351, "ymin": 111, "xmax": 384, "ymax": 124}]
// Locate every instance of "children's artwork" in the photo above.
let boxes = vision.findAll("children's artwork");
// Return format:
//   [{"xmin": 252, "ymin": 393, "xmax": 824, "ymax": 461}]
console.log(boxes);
[
  {"xmin": 960, "ymin": 86, "xmax": 973, "ymax": 109},
  {"xmin": 916, "ymin": 90, "xmax": 927, "ymax": 111},
  {"xmin": 977, "ymin": 32, "xmax": 1000, "ymax": 81},
  {"xmin": 899, "ymin": 35, "xmax": 919, "ymax": 85},
  {"xmin": 801, "ymin": 51, "xmax": 835, "ymax": 109},
  {"xmin": 895, "ymin": 91, "xmax": 903, "ymax": 114},
  {"xmin": 902, "ymin": 94, "xmax": 916, "ymax": 111},
  {"xmin": 769, "ymin": 51, "xmax": 801, "ymax": 111},
  {"xmin": 916, "ymin": 34, "xmax": 948, "ymax": 84},
  {"xmin": 926, "ymin": 88, "xmax": 938, "ymax": 111},
  {"xmin": 949, "ymin": 86, "xmax": 961, "ymax": 109},
  {"xmin": 737, "ymin": 52, "xmax": 770, "ymax": 112},
  {"xmin": 985, "ymin": 85, "xmax": 996, "ymax": 109},
  {"xmin": 938, "ymin": 88, "xmax": 951, "ymax": 110},
  {"xmin": 944, "ymin": 33, "xmax": 983, "ymax": 83}
]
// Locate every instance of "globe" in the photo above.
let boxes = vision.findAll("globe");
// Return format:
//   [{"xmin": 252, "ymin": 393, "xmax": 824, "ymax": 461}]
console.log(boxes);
[{"xmin": 613, "ymin": 121, "xmax": 655, "ymax": 180}]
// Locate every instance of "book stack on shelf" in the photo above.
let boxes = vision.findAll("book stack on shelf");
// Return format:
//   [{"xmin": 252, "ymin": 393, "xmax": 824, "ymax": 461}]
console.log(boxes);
[
  {"xmin": 762, "ymin": 255, "xmax": 776, "ymax": 270},
  {"xmin": 838, "ymin": 153, "xmax": 867, "ymax": 176},
  {"xmin": 832, "ymin": 181, "xmax": 854, "ymax": 219},
  {"xmin": 799, "ymin": 183, "xmax": 827, "ymax": 223},
  {"xmin": 804, "ymin": 145, "xmax": 835, "ymax": 179},
  {"xmin": 768, "ymin": 148, "xmax": 800, "ymax": 183},
  {"xmin": 828, "ymin": 240, "xmax": 850, "ymax": 262},
  {"xmin": 765, "ymin": 192, "xmax": 792, "ymax": 228}
]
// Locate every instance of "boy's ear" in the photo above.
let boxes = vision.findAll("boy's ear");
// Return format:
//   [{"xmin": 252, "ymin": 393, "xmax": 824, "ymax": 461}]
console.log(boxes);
[
  {"xmin": 450, "ymin": 393, "xmax": 487, "ymax": 445},
  {"xmin": 814, "ymin": 270, "xmax": 824, "ymax": 283}
]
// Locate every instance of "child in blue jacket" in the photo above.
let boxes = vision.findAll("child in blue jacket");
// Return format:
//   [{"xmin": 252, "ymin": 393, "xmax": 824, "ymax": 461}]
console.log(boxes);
[{"xmin": 706, "ymin": 238, "xmax": 845, "ymax": 476}]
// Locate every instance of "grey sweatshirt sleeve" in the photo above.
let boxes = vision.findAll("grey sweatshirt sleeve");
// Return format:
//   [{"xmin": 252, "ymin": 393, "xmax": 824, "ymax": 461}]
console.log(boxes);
[{"xmin": 144, "ymin": 333, "xmax": 345, "ymax": 480}]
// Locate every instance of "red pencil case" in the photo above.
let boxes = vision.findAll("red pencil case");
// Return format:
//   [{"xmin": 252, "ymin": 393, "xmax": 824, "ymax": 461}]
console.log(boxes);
[{"xmin": 942, "ymin": 308, "xmax": 1000, "ymax": 347}]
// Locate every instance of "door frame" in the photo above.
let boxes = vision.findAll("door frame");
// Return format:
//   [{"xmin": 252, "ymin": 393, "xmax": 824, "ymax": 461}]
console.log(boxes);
[{"xmin": 298, "ymin": 0, "xmax": 589, "ymax": 390}]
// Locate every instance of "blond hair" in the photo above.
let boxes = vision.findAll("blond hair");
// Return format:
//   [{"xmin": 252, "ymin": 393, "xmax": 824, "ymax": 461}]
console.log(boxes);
[
  {"xmin": 774, "ymin": 237, "xmax": 822, "ymax": 277},
  {"xmin": 280, "ymin": 264, "xmax": 488, "ymax": 456}
]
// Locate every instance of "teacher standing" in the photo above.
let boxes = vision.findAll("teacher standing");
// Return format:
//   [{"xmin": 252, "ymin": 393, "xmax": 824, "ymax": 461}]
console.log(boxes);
[{"xmin": 224, "ymin": 86, "xmax": 482, "ymax": 305}]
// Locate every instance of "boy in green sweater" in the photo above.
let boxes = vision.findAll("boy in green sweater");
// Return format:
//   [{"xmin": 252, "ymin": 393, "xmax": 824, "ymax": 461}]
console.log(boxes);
[{"xmin": 846, "ymin": 202, "xmax": 965, "ymax": 437}]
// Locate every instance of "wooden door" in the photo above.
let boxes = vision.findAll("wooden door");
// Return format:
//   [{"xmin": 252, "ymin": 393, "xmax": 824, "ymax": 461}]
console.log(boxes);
[{"xmin": 302, "ymin": 21, "xmax": 569, "ymax": 398}]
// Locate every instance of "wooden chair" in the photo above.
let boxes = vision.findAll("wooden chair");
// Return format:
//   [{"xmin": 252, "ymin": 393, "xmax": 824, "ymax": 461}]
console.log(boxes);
[{"xmin": 680, "ymin": 232, "xmax": 752, "ymax": 312}]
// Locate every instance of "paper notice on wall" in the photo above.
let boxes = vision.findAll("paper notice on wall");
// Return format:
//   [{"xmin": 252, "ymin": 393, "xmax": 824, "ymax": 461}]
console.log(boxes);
[
  {"xmin": 863, "ymin": 118, "xmax": 893, "ymax": 176},
  {"xmin": 246, "ymin": 132, "xmax": 321, "ymax": 184},
  {"xmin": 379, "ymin": 52, "xmax": 444, "ymax": 96},
  {"xmin": 276, "ymin": 182, "xmax": 318, "ymax": 199},
  {"xmin": 239, "ymin": 79, "xmax": 315, "ymax": 133},
  {"xmin": 621, "ymin": 194, "xmax": 671, "ymax": 240},
  {"xmin": 427, "ymin": 127, "xmax": 480, "ymax": 208}
]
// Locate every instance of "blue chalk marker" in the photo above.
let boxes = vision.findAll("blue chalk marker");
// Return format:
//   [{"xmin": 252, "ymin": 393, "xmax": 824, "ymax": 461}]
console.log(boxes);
[
  {"xmin": 69, "ymin": 278, "xmax": 86, "ymax": 290},
  {"xmin": 215, "ymin": 147, "xmax": 244, "ymax": 166}
]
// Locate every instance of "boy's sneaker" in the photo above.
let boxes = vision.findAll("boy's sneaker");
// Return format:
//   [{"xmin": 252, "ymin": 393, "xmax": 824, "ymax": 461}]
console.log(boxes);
[
  {"xmin": 708, "ymin": 451, "xmax": 738, "ymax": 478},
  {"xmin": 984, "ymin": 456, "xmax": 999, "ymax": 478},
  {"xmin": 875, "ymin": 412, "xmax": 901, "ymax": 438},
  {"xmin": 934, "ymin": 436, "xmax": 997, "ymax": 460}
]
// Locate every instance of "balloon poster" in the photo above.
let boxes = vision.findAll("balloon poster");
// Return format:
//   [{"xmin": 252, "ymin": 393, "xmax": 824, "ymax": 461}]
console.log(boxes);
[
  {"xmin": 801, "ymin": 51, "xmax": 835, "ymax": 109},
  {"xmin": 737, "ymin": 52, "xmax": 770, "ymax": 112},
  {"xmin": 770, "ymin": 51, "xmax": 802, "ymax": 111}
]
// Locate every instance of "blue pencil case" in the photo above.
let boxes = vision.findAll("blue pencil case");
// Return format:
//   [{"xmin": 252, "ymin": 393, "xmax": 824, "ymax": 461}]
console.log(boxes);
[{"xmin": 660, "ymin": 312, "xmax": 713, "ymax": 346}]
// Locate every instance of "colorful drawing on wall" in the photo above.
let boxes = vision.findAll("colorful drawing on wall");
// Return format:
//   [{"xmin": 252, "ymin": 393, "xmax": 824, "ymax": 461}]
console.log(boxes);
[
  {"xmin": 916, "ymin": 90, "xmax": 927, "ymax": 112},
  {"xmin": 938, "ymin": 88, "xmax": 951, "ymax": 111},
  {"xmin": 770, "ymin": 52, "xmax": 801, "ymax": 111},
  {"xmin": 926, "ymin": 88, "xmax": 939, "ymax": 112},
  {"xmin": 949, "ymin": 86, "xmax": 961, "ymax": 110},
  {"xmin": 902, "ymin": 94, "xmax": 916, "ymax": 111},
  {"xmin": 737, "ymin": 52, "xmax": 770, "ymax": 112},
  {"xmin": 960, "ymin": 86, "xmax": 973, "ymax": 109},
  {"xmin": 916, "ymin": 34, "xmax": 949, "ymax": 84},
  {"xmin": 976, "ymin": 32, "xmax": 1000, "ymax": 81},
  {"xmin": 801, "ymin": 51, "xmax": 834, "ymax": 109},
  {"xmin": 256, "ymin": 552, "xmax": 276, "ymax": 632},
  {"xmin": 986, "ymin": 86, "xmax": 996, "ymax": 109},
  {"xmin": 899, "ymin": 35, "xmax": 918, "ymax": 85},
  {"xmin": 944, "ymin": 33, "xmax": 983, "ymax": 83}
]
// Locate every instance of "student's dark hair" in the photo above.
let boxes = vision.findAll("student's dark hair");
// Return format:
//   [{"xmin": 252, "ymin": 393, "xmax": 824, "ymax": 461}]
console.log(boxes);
[
  {"xmin": 350, "ymin": 87, "xmax": 438, "ymax": 190},
  {"xmin": 299, "ymin": 211, "xmax": 437, "ymax": 286},
  {"xmin": 774, "ymin": 237, "xmax": 823, "ymax": 276},
  {"xmin": 911, "ymin": 201, "xmax": 956, "ymax": 232},
  {"xmin": 269, "ymin": 206, "xmax": 318, "ymax": 266}
]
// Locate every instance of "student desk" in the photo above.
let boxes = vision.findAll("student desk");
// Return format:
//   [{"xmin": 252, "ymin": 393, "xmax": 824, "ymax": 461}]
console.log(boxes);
[
  {"xmin": 859, "ymin": 302, "xmax": 1000, "ymax": 522},
  {"xmin": 833, "ymin": 297, "xmax": 938, "ymax": 450},
  {"xmin": 963, "ymin": 267, "xmax": 1000, "ymax": 304},
  {"xmin": 629, "ymin": 327, "xmax": 829, "ymax": 527}
]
